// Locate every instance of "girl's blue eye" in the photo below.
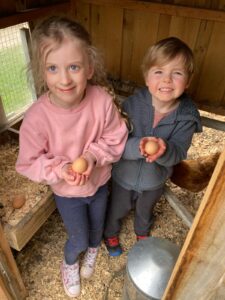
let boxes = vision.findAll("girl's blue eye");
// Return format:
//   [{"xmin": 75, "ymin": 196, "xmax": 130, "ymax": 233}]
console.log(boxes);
[
  {"xmin": 47, "ymin": 65, "xmax": 57, "ymax": 72},
  {"xmin": 70, "ymin": 65, "xmax": 80, "ymax": 71}
]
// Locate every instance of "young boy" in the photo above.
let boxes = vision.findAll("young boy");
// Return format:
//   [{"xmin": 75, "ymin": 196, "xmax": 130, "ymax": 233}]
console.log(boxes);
[{"xmin": 104, "ymin": 37, "xmax": 202, "ymax": 256}]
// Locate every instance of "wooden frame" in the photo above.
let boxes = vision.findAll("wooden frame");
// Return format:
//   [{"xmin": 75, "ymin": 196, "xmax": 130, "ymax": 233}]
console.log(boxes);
[
  {"xmin": 80, "ymin": 0, "xmax": 225, "ymax": 23},
  {"xmin": 0, "ymin": 2, "xmax": 71, "ymax": 29},
  {"xmin": 0, "ymin": 224, "xmax": 27, "ymax": 300},
  {"xmin": 4, "ymin": 191, "xmax": 55, "ymax": 251},
  {"xmin": 163, "ymin": 148, "xmax": 225, "ymax": 299}
]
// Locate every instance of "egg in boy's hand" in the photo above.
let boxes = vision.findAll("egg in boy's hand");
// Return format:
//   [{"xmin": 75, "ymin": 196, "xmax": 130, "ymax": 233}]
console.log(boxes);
[{"xmin": 144, "ymin": 140, "xmax": 159, "ymax": 155}]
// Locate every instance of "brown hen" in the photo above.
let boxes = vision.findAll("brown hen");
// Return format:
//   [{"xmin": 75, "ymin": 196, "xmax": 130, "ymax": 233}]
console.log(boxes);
[{"xmin": 170, "ymin": 152, "xmax": 220, "ymax": 192}]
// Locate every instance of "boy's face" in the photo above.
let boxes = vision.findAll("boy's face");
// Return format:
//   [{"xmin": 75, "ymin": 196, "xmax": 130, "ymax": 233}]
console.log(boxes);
[
  {"xmin": 44, "ymin": 37, "xmax": 93, "ymax": 109},
  {"xmin": 145, "ymin": 55, "xmax": 190, "ymax": 106}
]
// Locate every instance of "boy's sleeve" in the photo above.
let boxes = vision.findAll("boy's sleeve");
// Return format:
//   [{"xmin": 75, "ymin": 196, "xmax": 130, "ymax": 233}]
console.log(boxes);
[
  {"xmin": 16, "ymin": 117, "xmax": 70, "ymax": 184},
  {"xmin": 156, "ymin": 121, "xmax": 198, "ymax": 166}
]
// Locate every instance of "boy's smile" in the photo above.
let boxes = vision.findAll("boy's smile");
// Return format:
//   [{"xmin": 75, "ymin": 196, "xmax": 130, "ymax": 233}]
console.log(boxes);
[{"xmin": 145, "ymin": 55, "xmax": 189, "ymax": 111}]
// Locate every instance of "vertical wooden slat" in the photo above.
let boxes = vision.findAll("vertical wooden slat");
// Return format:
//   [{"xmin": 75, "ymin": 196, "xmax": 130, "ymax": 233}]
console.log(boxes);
[
  {"xmin": 163, "ymin": 149, "xmax": 225, "ymax": 299},
  {"xmin": 0, "ymin": 224, "xmax": 26, "ymax": 300},
  {"xmin": 156, "ymin": 14, "xmax": 171, "ymax": 41},
  {"xmin": 73, "ymin": 1, "xmax": 91, "ymax": 32},
  {"xmin": 121, "ymin": 10, "xmax": 160, "ymax": 84},
  {"xmin": 90, "ymin": 5, "xmax": 123, "ymax": 78},
  {"xmin": 189, "ymin": 20, "xmax": 214, "ymax": 95},
  {"xmin": 169, "ymin": 16, "xmax": 200, "ymax": 48},
  {"xmin": 0, "ymin": 276, "xmax": 12, "ymax": 300},
  {"xmin": 195, "ymin": 22, "xmax": 225, "ymax": 107}
]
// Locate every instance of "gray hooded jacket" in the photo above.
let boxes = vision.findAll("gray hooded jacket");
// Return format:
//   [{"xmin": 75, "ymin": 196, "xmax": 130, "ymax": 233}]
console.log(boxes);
[{"xmin": 112, "ymin": 87, "xmax": 202, "ymax": 192}]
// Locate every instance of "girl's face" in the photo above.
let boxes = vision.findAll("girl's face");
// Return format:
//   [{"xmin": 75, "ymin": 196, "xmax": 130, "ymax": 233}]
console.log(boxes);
[
  {"xmin": 44, "ymin": 37, "xmax": 93, "ymax": 109},
  {"xmin": 144, "ymin": 55, "xmax": 190, "ymax": 107}
]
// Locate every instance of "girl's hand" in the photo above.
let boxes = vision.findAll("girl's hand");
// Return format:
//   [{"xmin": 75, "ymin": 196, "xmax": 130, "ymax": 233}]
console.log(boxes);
[
  {"xmin": 81, "ymin": 151, "xmax": 96, "ymax": 177},
  {"xmin": 61, "ymin": 163, "xmax": 89, "ymax": 186},
  {"xmin": 61, "ymin": 163, "xmax": 76, "ymax": 184},
  {"xmin": 139, "ymin": 137, "xmax": 166, "ymax": 163},
  {"xmin": 62, "ymin": 152, "xmax": 96, "ymax": 186}
]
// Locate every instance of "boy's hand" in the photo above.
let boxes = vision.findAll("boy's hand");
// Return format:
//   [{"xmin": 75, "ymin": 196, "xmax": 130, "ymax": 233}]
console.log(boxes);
[{"xmin": 139, "ymin": 137, "xmax": 166, "ymax": 163}]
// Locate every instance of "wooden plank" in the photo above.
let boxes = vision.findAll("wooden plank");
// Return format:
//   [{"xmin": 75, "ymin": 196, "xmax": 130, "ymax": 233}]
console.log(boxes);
[
  {"xmin": 195, "ymin": 22, "xmax": 225, "ymax": 107},
  {"xmin": 73, "ymin": 1, "xmax": 91, "ymax": 32},
  {"xmin": 163, "ymin": 149, "xmax": 225, "ymax": 299},
  {"xmin": 0, "ymin": 3, "xmax": 70, "ymax": 29},
  {"xmin": 4, "ymin": 192, "xmax": 56, "ymax": 251},
  {"xmin": 156, "ymin": 14, "xmax": 171, "ymax": 41},
  {"xmin": 90, "ymin": 5, "xmax": 123, "ymax": 78},
  {"xmin": 189, "ymin": 20, "xmax": 214, "ymax": 95},
  {"xmin": 79, "ymin": 0, "xmax": 225, "ymax": 23},
  {"xmin": 121, "ymin": 9, "xmax": 159, "ymax": 84},
  {"xmin": 201, "ymin": 116, "xmax": 225, "ymax": 132},
  {"xmin": 164, "ymin": 186, "xmax": 193, "ymax": 228},
  {"xmin": 0, "ymin": 1, "xmax": 16, "ymax": 16},
  {"xmin": 0, "ymin": 224, "xmax": 26, "ymax": 299},
  {"xmin": 169, "ymin": 16, "xmax": 200, "ymax": 48},
  {"xmin": 0, "ymin": 275, "xmax": 13, "ymax": 300},
  {"xmin": 0, "ymin": 276, "xmax": 12, "ymax": 300}
]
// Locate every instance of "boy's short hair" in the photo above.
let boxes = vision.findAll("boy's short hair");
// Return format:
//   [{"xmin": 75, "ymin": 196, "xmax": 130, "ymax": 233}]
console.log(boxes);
[{"xmin": 141, "ymin": 37, "xmax": 194, "ymax": 79}]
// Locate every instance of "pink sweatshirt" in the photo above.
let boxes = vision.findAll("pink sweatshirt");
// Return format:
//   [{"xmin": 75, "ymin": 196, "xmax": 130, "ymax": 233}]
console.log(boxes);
[{"xmin": 16, "ymin": 85, "xmax": 128, "ymax": 197}]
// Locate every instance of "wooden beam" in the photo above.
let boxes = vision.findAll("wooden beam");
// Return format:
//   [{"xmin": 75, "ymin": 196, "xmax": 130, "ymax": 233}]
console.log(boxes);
[
  {"xmin": 163, "ymin": 149, "xmax": 225, "ymax": 299},
  {"xmin": 0, "ymin": 2, "xmax": 71, "ymax": 29},
  {"xmin": 0, "ymin": 224, "xmax": 27, "ymax": 299},
  {"xmin": 164, "ymin": 186, "xmax": 193, "ymax": 228},
  {"xmin": 201, "ymin": 116, "xmax": 225, "ymax": 132},
  {"xmin": 80, "ymin": 0, "xmax": 225, "ymax": 23},
  {"xmin": 0, "ymin": 276, "xmax": 13, "ymax": 300}
]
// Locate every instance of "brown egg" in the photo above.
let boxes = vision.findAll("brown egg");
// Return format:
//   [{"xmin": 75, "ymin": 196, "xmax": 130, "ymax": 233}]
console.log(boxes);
[
  {"xmin": 144, "ymin": 140, "xmax": 159, "ymax": 155},
  {"xmin": 12, "ymin": 195, "xmax": 26, "ymax": 209},
  {"xmin": 72, "ymin": 157, "xmax": 88, "ymax": 173}
]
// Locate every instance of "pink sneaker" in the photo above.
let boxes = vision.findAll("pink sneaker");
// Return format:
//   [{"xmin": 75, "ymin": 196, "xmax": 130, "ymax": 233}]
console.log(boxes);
[
  {"xmin": 61, "ymin": 260, "xmax": 80, "ymax": 297},
  {"xmin": 80, "ymin": 247, "xmax": 98, "ymax": 279}
]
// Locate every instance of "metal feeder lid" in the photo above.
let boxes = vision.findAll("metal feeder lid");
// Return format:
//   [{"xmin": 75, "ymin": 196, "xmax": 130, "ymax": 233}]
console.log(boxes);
[{"xmin": 126, "ymin": 237, "xmax": 180, "ymax": 299}]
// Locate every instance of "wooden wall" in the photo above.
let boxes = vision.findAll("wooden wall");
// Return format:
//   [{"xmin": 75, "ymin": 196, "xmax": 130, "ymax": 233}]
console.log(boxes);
[
  {"xmin": 0, "ymin": 0, "xmax": 225, "ymax": 114},
  {"xmin": 73, "ymin": 0, "xmax": 225, "ymax": 115},
  {"xmin": 0, "ymin": 1, "xmax": 71, "ymax": 29}
]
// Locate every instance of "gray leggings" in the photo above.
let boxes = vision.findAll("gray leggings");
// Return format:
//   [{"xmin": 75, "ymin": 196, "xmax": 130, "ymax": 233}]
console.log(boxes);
[{"xmin": 104, "ymin": 180, "xmax": 164, "ymax": 238}]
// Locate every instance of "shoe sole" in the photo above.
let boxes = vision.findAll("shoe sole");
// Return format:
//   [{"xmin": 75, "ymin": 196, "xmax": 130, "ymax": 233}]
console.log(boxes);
[{"xmin": 108, "ymin": 249, "xmax": 123, "ymax": 257}]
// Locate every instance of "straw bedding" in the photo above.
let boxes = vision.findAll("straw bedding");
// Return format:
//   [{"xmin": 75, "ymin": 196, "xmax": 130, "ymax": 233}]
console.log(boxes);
[{"xmin": 1, "ymin": 110, "xmax": 224, "ymax": 300}]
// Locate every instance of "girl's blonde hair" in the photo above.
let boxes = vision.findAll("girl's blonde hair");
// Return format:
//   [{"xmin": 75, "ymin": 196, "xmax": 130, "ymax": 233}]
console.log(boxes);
[
  {"xmin": 29, "ymin": 16, "xmax": 131, "ymax": 130},
  {"xmin": 141, "ymin": 37, "xmax": 194, "ymax": 80}
]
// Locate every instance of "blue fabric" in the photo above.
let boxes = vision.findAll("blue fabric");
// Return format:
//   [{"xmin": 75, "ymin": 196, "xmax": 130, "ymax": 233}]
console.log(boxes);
[
  {"xmin": 112, "ymin": 87, "xmax": 202, "ymax": 192},
  {"xmin": 54, "ymin": 184, "xmax": 108, "ymax": 265}
]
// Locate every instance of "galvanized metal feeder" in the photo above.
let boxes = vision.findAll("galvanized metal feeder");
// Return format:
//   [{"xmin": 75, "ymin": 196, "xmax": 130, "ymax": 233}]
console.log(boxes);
[{"xmin": 122, "ymin": 237, "xmax": 180, "ymax": 300}]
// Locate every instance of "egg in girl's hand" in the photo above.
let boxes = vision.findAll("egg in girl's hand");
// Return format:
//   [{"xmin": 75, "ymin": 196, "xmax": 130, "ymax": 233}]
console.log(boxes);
[
  {"xmin": 12, "ymin": 195, "xmax": 26, "ymax": 209},
  {"xmin": 72, "ymin": 157, "xmax": 88, "ymax": 173},
  {"xmin": 144, "ymin": 140, "xmax": 159, "ymax": 155}
]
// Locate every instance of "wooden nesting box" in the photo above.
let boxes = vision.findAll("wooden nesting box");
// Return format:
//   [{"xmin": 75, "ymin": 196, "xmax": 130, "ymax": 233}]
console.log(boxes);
[{"xmin": 0, "ymin": 126, "xmax": 56, "ymax": 252}]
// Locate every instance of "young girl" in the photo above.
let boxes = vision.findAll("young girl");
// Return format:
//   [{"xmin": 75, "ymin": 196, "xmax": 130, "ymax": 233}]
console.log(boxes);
[
  {"xmin": 104, "ymin": 37, "xmax": 202, "ymax": 256},
  {"xmin": 16, "ymin": 16, "xmax": 128, "ymax": 297}
]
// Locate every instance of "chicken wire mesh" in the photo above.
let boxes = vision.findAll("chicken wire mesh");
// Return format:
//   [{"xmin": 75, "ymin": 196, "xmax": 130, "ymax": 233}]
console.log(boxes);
[{"xmin": 0, "ymin": 22, "xmax": 35, "ymax": 121}]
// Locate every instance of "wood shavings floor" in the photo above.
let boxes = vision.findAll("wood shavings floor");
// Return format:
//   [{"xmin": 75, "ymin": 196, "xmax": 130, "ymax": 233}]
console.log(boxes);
[{"xmin": 12, "ymin": 110, "xmax": 225, "ymax": 299}]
